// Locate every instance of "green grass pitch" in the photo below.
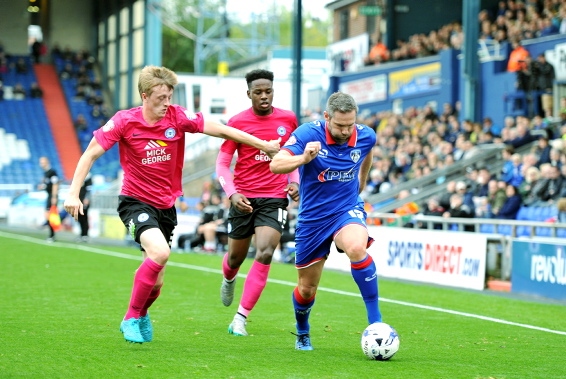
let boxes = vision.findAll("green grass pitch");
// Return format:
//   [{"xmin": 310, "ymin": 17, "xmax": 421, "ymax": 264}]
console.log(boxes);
[{"xmin": 1, "ymin": 231, "xmax": 565, "ymax": 379}]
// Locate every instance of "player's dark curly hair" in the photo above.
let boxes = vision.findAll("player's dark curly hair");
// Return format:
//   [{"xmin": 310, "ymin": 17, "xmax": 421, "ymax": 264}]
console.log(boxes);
[{"xmin": 245, "ymin": 69, "xmax": 274, "ymax": 89}]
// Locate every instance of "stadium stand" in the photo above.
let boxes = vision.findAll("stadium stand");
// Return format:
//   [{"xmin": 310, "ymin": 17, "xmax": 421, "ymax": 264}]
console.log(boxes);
[
  {"xmin": 51, "ymin": 49, "xmax": 120, "ymax": 178},
  {"xmin": 0, "ymin": 55, "xmax": 64, "ymax": 197}
]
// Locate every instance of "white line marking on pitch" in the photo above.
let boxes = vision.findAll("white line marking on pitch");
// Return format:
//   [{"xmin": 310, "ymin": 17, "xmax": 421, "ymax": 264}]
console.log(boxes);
[{"xmin": 2, "ymin": 231, "xmax": 565, "ymax": 336}]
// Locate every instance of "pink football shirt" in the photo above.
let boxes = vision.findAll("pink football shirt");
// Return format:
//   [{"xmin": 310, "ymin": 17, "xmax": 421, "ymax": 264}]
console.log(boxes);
[
  {"xmin": 94, "ymin": 104, "xmax": 204, "ymax": 209},
  {"xmin": 219, "ymin": 107, "xmax": 297, "ymax": 198}
]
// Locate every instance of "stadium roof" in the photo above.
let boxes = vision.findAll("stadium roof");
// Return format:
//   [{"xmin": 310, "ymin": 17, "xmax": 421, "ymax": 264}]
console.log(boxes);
[{"xmin": 325, "ymin": 0, "xmax": 358, "ymax": 11}]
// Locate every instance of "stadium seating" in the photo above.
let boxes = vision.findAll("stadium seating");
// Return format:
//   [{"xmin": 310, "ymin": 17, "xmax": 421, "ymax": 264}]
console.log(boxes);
[
  {"xmin": 53, "ymin": 54, "xmax": 120, "ymax": 178},
  {"xmin": 476, "ymin": 206, "xmax": 559, "ymax": 237},
  {"xmin": 0, "ymin": 96, "xmax": 62, "ymax": 196}
]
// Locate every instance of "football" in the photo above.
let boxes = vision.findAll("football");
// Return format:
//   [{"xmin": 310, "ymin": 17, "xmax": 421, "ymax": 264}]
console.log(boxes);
[{"xmin": 361, "ymin": 322, "xmax": 400, "ymax": 360}]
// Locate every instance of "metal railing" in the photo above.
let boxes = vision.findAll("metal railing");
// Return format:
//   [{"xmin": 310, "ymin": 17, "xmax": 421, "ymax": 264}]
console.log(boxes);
[
  {"xmin": 366, "ymin": 144, "xmax": 506, "ymax": 212},
  {"xmin": 367, "ymin": 212, "xmax": 566, "ymax": 281}
]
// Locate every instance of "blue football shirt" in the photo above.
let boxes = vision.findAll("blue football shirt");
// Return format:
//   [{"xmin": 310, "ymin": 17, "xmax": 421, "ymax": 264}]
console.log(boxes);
[{"xmin": 281, "ymin": 120, "xmax": 376, "ymax": 224}]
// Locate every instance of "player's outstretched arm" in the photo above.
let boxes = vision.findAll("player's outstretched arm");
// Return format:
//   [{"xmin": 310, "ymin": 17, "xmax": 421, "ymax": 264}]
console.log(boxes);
[
  {"xmin": 64, "ymin": 137, "xmax": 105, "ymax": 220},
  {"xmin": 270, "ymin": 141, "xmax": 321, "ymax": 174},
  {"xmin": 203, "ymin": 120, "xmax": 280, "ymax": 157}
]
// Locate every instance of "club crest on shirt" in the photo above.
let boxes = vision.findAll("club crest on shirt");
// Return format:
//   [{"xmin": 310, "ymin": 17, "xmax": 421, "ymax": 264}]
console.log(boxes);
[
  {"xmin": 165, "ymin": 127, "xmax": 176, "ymax": 139},
  {"xmin": 277, "ymin": 126, "xmax": 286, "ymax": 136},
  {"xmin": 102, "ymin": 120, "xmax": 115, "ymax": 132},
  {"xmin": 284, "ymin": 136, "xmax": 296, "ymax": 146},
  {"xmin": 183, "ymin": 110, "xmax": 197, "ymax": 120},
  {"xmin": 350, "ymin": 149, "xmax": 361, "ymax": 163}
]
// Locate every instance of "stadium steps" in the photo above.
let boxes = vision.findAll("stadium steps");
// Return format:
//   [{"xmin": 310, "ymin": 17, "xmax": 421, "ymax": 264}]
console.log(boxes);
[{"xmin": 34, "ymin": 63, "xmax": 82, "ymax": 181}]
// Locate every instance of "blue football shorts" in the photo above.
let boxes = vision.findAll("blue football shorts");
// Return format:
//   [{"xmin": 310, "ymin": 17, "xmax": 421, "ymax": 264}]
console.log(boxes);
[{"xmin": 294, "ymin": 203, "xmax": 372, "ymax": 269}]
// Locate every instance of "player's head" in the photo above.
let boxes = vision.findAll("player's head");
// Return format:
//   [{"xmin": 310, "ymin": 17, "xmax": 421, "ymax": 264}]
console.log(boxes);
[
  {"xmin": 324, "ymin": 92, "xmax": 358, "ymax": 145},
  {"xmin": 246, "ymin": 69, "xmax": 274, "ymax": 116},
  {"xmin": 39, "ymin": 156, "xmax": 50, "ymax": 170},
  {"xmin": 138, "ymin": 66, "xmax": 178, "ymax": 120}
]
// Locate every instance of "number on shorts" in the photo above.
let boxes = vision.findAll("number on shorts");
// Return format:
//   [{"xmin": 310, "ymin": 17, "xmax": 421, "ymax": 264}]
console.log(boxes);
[
  {"xmin": 278, "ymin": 208, "xmax": 288, "ymax": 227},
  {"xmin": 348, "ymin": 209, "xmax": 365, "ymax": 220}
]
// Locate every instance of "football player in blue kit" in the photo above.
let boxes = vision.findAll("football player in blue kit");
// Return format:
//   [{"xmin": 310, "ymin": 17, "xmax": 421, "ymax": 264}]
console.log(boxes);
[{"xmin": 270, "ymin": 91, "xmax": 382, "ymax": 351}]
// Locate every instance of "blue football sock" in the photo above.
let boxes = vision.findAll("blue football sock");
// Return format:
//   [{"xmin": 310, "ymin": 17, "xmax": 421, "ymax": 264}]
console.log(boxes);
[
  {"xmin": 292, "ymin": 287, "xmax": 315, "ymax": 335},
  {"xmin": 351, "ymin": 254, "xmax": 382, "ymax": 323}
]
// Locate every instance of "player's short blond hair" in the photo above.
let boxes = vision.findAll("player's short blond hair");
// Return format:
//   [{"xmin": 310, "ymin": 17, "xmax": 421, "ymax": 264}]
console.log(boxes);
[{"xmin": 138, "ymin": 65, "xmax": 178, "ymax": 99}]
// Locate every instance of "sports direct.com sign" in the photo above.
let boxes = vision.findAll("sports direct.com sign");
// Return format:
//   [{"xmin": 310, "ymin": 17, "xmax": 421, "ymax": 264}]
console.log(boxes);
[{"xmin": 326, "ymin": 227, "xmax": 487, "ymax": 290}]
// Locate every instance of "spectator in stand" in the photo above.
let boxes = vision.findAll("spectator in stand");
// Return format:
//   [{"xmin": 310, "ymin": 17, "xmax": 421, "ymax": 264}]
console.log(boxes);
[
  {"xmin": 88, "ymin": 94, "xmax": 105, "ymax": 107},
  {"xmin": 12, "ymin": 83, "xmax": 26, "ymax": 100},
  {"xmin": 14, "ymin": 58, "xmax": 28, "ymax": 74},
  {"xmin": 536, "ymin": 164, "xmax": 565, "ymax": 203},
  {"xmin": 548, "ymin": 148, "xmax": 563, "ymax": 170},
  {"xmin": 416, "ymin": 196, "xmax": 445, "ymax": 230},
  {"xmin": 390, "ymin": 189, "xmax": 419, "ymax": 227},
  {"xmin": 439, "ymin": 102, "xmax": 456, "ymax": 123},
  {"xmin": 473, "ymin": 167, "xmax": 492, "ymax": 198},
  {"xmin": 363, "ymin": 169, "xmax": 385, "ymax": 197},
  {"xmin": 530, "ymin": 115, "xmax": 549, "ymax": 132},
  {"xmin": 455, "ymin": 180, "xmax": 476, "ymax": 215},
  {"xmin": 503, "ymin": 153, "xmax": 525, "ymax": 187},
  {"xmin": 90, "ymin": 77, "xmax": 102, "ymax": 91},
  {"xmin": 534, "ymin": 135, "xmax": 552, "ymax": 167},
  {"xmin": 502, "ymin": 115, "xmax": 516, "ymax": 134},
  {"xmin": 519, "ymin": 165, "xmax": 543, "ymax": 206},
  {"xmin": 74, "ymin": 85, "xmax": 87, "ymax": 100},
  {"xmin": 364, "ymin": 37, "xmax": 389, "ymax": 66},
  {"xmin": 29, "ymin": 82, "xmax": 43, "ymax": 98},
  {"xmin": 175, "ymin": 196, "xmax": 190, "ymax": 214},
  {"xmin": 478, "ymin": 130, "xmax": 496, "ymax": 145},
  {"xmin": 439, "ymin": 180, "xmax": 457, "ymax": 210},
  {"xmin": 516, "ymin": 55, "xmax": 534, "ymax": 94},
  {"xmin": 488, "ymin": 180, "xmax": 507, "ymax": 217},
  {"xmin": 507, "ymin": 40, "xmax": 530, "ymax": 72},
  {"xmin": 539, "ymin": 16, "xmax": 559, "ymax": 36},
  {"xmin": 442, "ymin": 193, "xmax": 474, "ymax": 231},
  {"xmin": 522, "ymin": 151, "xmax": 540, "ymax": 172},
  {"xmin": 460, "ymin": 139, "xmax": 481, "ymax": 160},
  {"xmin": 74, "ymin": 114, "xmax": 88, "ymax": 132},
  {"xmin": 484, "ymin": 179, "xmax": 508, "ymax": 218},
  {"xmin": 422, "ymin": 105, "xmax": 439, "ymax": 122},
  {"xmin": 60, "ymin": 63, "xmax": 74, "ymax": 80},
  {"xmin": 532, "ymin": 53, "xmax": 555, "ymax": 117},
  {"xmin": 445, "ymin": 115, "xmax": 462, "ymax": 144},
  {"xmin": 504, "ymin": 119, "xmax": 535, "ymax": 148},
  {"xmin": 495, "ymin": 185, "xmax": 522, "ymax": 219},
  {"xmin": 482, "ymin": 117, "xmax": 502, "ymax": 137},
  {"xmin": 195, "ymin": 193, "xmax": 228, "ymax": 253},
  {"xmin": 31, "ymin": 39, "xmax": 42, "ymax": 64},
  {"xmin": 496, "ymin": 1, "xmax": 507, "ymax": 17}
]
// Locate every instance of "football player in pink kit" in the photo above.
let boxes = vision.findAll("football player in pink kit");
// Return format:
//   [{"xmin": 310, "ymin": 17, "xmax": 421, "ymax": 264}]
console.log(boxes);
[
  {"xmin": 63, "ymin": 66, "xmax": 280, "ymax": 344},
  {"xmin": 216, "ymin": 69, "xmax": 299, "ymax": 336}
]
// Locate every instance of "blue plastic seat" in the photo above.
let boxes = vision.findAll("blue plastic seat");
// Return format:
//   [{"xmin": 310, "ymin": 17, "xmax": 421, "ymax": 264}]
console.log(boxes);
[
  {"xmin": 497, "ymin": 225, "xmax": 512, "ymax": 236},
  {"xmin": 480, "ymin": 224, "xmax": 495, "ymax": 234},
  {"xmin": 535, "ymin": 227, "xmax": 552, "ymax": 237},
  {"xmin": 516, "ymin": 207, "xmax": 529, "ymax": 221},
  {"xmin": 516, "ymin": 225, "xmax": 530, "ymax": 237}
]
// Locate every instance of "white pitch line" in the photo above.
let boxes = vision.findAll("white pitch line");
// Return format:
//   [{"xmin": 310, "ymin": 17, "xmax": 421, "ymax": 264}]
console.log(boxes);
[{"xmin": 2, "ymin": 231, "xmax": 566, "ymax": 336}]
